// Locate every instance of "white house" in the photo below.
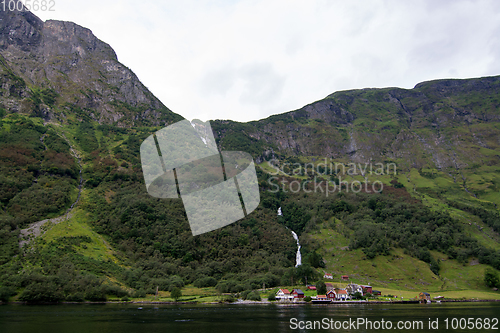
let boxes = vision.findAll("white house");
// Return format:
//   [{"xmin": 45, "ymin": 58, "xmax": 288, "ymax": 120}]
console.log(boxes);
[
  {"xmin": 346, "ymin": 283, "xmax": 363, "ymax": 295},
  {"xmin": 276, "ymin": 289, "xmax": 294, "ymax": 302},
  {"xmin": 335, "ymin": 289, "xmax": 351, "ymax": 301}
]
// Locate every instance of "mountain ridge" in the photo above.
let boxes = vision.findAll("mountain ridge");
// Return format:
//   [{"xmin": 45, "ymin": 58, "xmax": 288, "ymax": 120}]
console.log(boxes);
[{"xmin": 0, "ymin": 7, "xmax": 183, "ymax": 126}]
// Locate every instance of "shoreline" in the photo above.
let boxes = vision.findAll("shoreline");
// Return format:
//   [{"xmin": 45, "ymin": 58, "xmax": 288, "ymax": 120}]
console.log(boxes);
[{"xmin": 2, "ymin": 299, "xmax": 500, "ymax": 306}]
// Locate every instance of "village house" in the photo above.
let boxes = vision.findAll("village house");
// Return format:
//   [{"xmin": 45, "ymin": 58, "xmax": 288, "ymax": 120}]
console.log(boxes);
[
  {"xmin": 323, "ymin": 273, "xmax": 333, "ymax": 279},
  {"xmin": 341, "ymin": 275, "xmax": 349, "ymax": 281},
  {"xmin": 276, "ymin": 289, "xmax": 294, "ymax": 302},
  {"xmin": 306, "ymin": 285, "xmax": 316, "ymax": 290},
  {"xmin": 346, "ymin": 283, "xmax": 363, "ymax": 295},
  {"xmin": 326, "ymin": 290, "xmax": 336, "ymax": 300},
  {"xmin": 291, "ymin": 289, "xmax": 305, "ymax": 300},
  {"xmin": 335, "ymin": 289, "xmax": 350, "ymax": 301},
  {"xmin": 361, "ymin": 285, "xmax": 372, "ymax": 295},
  {"xmin": 419, "ymin": 292, "xmax": 431, "ymax": 302}
]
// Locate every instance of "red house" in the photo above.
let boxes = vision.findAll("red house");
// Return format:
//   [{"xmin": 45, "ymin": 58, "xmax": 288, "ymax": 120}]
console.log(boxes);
[
  {"xmin": 341, "ymin": 275, "xmax": 349, "ymax": 281},
  {"xmin": 291, "ymin": 289, "xmax": 305, "ymax": 299},
  {"xmin": 326, "ymin": 290, "xmax": 336, "ymax": 300},
  {"xmin": 361, "ymin": 285, "xmax": 373, "ymax": 295},
  {"xmin": 307, "ymin": 285, "xmax": 316, "ymax": 290}
]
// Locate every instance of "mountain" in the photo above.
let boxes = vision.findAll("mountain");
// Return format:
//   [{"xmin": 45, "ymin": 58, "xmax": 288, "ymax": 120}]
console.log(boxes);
[
  {"xmin": 0, "ymin": 7, "xmax": 183, "ymax": 126},
  {"xmin": 0, "ymin": 8, "xmax": 499, "ymax": 303},
  {"xmin": 214, "ymin": 75, "xmax": 500, "ymax": 219},
  {"xmin": 214, "ymin": 75, "xmax": 500, "ymax": 167}
]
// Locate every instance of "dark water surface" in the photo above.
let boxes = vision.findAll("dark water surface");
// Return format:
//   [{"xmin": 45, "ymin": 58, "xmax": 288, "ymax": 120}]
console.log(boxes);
[{"xmin": 0, "ymin": 302, "xmax": 499, "ymax": 332}]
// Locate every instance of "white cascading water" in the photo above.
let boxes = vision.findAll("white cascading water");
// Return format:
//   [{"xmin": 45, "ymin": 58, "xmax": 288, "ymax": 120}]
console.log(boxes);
[
  {"xmin": 278, "ymin": 207, "xmax": 301, "ymax": 267},
  {"xmin": 291, "ymin": 230, "xmax": 302, "ymax": 267}
]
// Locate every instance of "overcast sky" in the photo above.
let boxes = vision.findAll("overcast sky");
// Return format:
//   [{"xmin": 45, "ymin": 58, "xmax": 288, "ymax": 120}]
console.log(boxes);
[{"xmin": 34, "ymin": 0, "xmax": 500, "ymax": 122}]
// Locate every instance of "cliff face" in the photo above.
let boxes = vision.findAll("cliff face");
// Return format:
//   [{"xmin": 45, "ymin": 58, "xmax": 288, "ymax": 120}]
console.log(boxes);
[
  {"xmin": 213, "ymin": 75, "xmax": 500, "ymax": 172},
  {"xmin": 0, "ymin": 8, "xmax": 182, "ymax": 126}
]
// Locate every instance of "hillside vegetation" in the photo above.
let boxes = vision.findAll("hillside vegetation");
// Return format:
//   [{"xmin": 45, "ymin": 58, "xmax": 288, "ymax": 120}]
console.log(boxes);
[{"xmin": 0, "ymin": 7, "xmax": 499, "ymax": 303}]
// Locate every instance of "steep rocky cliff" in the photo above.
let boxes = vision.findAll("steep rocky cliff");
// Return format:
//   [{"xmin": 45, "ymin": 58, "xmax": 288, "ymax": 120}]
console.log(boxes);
[
  {"xmin": 213, "ymin": 75, "xmax": 500, "ymax": 172},
  {"xmin": 0, "ymin": 7, "xmax": 182, "ymax": 126}
]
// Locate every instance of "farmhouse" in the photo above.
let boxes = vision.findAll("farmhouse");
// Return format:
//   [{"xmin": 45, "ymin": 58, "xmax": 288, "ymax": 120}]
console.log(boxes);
[
  {"xmin": 419, "ymin": 292, "xmax": 431, "ymax": 302},
  {"xmin": 346, "ymin": 283, "xmax": 363, "ymax": 295},
  {"xmin": 335, "ymin": 289, "xmax": 350, "ymax": 301},
  {"xmin": 341, "ymin": 275, "xmax": 349, "ymax": 281},
  {"xmin": 361, "ymin": 285, "xmax": 372, "ymax": 295},
  {"xmin": 292, "ymin": 289, "xmax": 305, "ymax": 299},
  {"xmin": 276, "ymin": 289, "xmax": 294, "ymax": 302},
  {"xmin": 323, "ymin": 273, "xmax": 333, "ymax": 279},
  {"xmin": 326, "ymin": 290, "xmax": 336, "ymax": 300}
]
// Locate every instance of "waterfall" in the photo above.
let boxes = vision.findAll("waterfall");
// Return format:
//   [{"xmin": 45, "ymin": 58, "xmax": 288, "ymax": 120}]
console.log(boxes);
[
  {"xmin": 278, "ymin": 207, "xmax": 301, "ymax": 267},
  {"xmin": 291, "ymin": 230, "xmax": 302, "ymax": 267}
]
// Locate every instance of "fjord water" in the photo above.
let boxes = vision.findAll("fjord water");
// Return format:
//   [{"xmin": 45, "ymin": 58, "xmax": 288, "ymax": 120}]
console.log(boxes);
[{"xmin": 0, "ymin": 302, "xmax": 499, "ymax": 332}]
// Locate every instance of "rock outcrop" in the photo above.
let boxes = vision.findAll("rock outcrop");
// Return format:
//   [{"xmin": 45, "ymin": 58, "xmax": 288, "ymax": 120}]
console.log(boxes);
[{"xmin": 0, "ymin": 7, "xmax": 182, "ymax": 126}]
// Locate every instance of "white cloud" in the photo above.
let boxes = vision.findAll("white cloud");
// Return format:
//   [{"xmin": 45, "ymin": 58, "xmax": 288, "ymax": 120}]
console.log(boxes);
[{"xmin": 33, "ymin": 0, "xmax": 500, "ymax": 122}]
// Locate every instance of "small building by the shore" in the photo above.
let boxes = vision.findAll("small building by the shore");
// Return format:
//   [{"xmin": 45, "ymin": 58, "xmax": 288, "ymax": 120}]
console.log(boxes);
[
  {"xmin": 346, "ymin": 283, "xmax": 363, "ymax": 295},
  {"xmin": 276, "ymin": 289, "xmax": 293, "ymax": 302},
  {"xmin": 326, "ymin": 290, "xmax": 336, "ymax": 300},
  {"xmin": 361, "ymin": 285, "xmax": 372, "ymax": 295},
  {"xmin": 419, "ymin": 292, "xmax": 431, "ymax": 302},
  {"xmin": 291, "ymin": 289, "xmax": 305, "ymax": 299},
  {"xmin": 335, "ymin": 289, "xmax": 350, "ymax": 301}
]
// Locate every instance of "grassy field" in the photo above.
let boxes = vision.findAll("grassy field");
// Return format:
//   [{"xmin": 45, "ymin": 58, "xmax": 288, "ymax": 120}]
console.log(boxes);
[{"xmin": 40, "ymin": 206, "xmax": 119, "ymax": 263}]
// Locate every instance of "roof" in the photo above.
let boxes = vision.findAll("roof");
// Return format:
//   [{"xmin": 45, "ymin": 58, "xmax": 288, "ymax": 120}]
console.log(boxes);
[
  {"xmin": 278, "ymin": 289, "xmax": 290, "ymax": 294},
  {"xmin": 307, "ymin": 286, "xmax": 316, "ymax": 290},
  {"xmin": 372, "ymin": 290, "xmax": 381, "ymax": 293},
  {"xmin": 317, "ymin": 295, "xmax": 327, "ymax": 298},
  {"xmin": 326, "ymin": 290, "xmax": 336, "ymax": 295},
  {"xmin": 337, "ymin": 290, "xmax": 348, "ymax": 295},
  {"xmin": 292, "ymin": 289, "xmax": 304, "ymax": 294},
  {"xmin": 342, "ymin": 275, "xmax": 349, "ymax": 278},
  {"xmin": 421, "ymin": 292, "xmax": 430, "ymax": 296},
  {"xmin": 325, "ymin": 283, "xmax": 333, "ymax": 287}
]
